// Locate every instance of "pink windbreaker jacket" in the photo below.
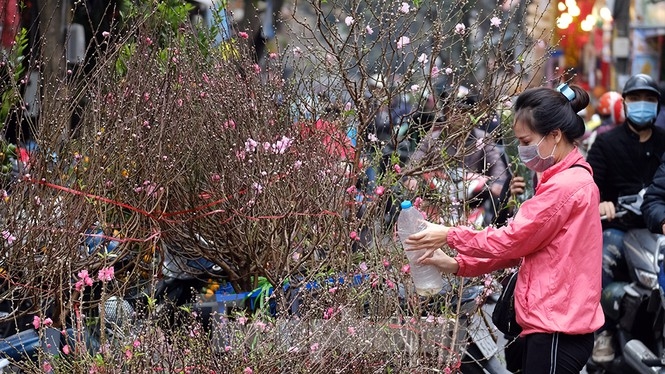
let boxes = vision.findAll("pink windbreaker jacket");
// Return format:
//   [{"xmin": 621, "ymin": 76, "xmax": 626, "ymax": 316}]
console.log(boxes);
[{"xmin": 448, "ymin": 148, "xmax": 604, "ymax": 336}]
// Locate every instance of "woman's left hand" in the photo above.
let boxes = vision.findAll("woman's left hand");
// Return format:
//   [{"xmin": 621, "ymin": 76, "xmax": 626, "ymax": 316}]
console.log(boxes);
[{"xmin": 404, "ymin": 221, "xmax": 450, "ymax": 258}]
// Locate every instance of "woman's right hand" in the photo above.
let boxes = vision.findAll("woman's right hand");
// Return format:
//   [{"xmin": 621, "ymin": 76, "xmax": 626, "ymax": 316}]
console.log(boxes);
[{"xmin": 510, "ymin": 176, "xmax": 526, "ymax": 196}]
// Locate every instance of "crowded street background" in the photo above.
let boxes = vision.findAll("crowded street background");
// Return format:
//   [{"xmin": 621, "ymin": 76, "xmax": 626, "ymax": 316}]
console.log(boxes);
[{"xmin": 0, "ymin": 0, "xmax": 659, "ymax": 373}]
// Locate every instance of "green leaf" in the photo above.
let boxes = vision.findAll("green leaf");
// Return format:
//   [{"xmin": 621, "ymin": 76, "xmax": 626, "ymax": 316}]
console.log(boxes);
[
  {"xmin": 144, "ymin": 293, "xmax": 156, "ymax": 311},
  {"xmin": 94, "ymin": 353, "xmax": 105, "ymax": 365},
  {"xmin": 115, "ymin": 43, "xmax": 136, "ymax": 77}
]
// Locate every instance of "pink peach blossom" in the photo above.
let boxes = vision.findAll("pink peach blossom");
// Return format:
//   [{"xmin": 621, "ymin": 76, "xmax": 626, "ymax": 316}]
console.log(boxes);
[
  {"xmin": 98, "ymin": 267, "xmax": 114, "ymax": 282},
  {"xmin": 396, "ymin": 36, "xmax": 410, "ymax": 49}
]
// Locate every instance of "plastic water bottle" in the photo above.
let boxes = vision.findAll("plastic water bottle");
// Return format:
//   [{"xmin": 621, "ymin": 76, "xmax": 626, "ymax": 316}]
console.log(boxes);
[{"xmin": 397, "ymin": 200, "xmax": 444, "ymax": 296}]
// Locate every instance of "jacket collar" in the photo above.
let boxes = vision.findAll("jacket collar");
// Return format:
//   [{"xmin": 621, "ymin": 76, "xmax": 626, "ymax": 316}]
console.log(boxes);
[{"xmin": 622, "ymin": 122, "xmax": 650, "ymax": 141}]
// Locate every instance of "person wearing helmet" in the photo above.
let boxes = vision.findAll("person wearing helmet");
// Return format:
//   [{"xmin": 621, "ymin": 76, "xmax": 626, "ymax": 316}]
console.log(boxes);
[
  {"xmin": 586, "ymin": 73, "xmax": 665, "ymax": 364},
  {"xmin": 596, "ymin": 91, "xmax": 626, "ymax": 132}
]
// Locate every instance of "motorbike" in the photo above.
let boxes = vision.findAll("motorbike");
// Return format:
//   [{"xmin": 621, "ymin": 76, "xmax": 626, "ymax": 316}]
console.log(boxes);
[
  {"xmin": 398, "ymin": 278, "xmax": 508, "ymax": 374},
  {"xmin": 642, "ymin": 254, "xmax": 665, "ymax": 371},
  {"xmin": 455, "ymin": 285, "xmax": 509, "ymax": 374},
  {"xmin": 427, "ymin": 167, "xmax": 499, "ymax": 228},
  {"xmin": 588, "ymin": 190, "xmax": 665, "ymax": 373},
  {"xmin": 0, "ymin": 225, "xmax": 145, "ymax": 370},
  {"xmin": 153, "ymin": 242, "xmax": 240, "ymax": 330}
]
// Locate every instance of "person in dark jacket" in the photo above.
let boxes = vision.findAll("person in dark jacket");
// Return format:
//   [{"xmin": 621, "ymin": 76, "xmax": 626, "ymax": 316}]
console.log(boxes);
[
  {"xmin": 586, "ymin": 73, "xmax": 665, "ymax": 363},
  {"xmin": 641, "ymin": 154, "xmax": 665, "ymax": 234}
]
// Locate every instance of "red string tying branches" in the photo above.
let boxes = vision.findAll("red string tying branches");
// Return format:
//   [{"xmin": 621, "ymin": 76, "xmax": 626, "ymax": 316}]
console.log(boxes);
[{"xmin": 28, "ymin": 178, "xmax": 342, "ymax": 231}]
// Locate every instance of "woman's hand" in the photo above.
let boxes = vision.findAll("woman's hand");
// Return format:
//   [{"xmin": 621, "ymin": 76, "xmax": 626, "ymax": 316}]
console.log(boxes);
[
  {"xmin": 417, "ymin": 248, "xmax": 460, "ymax": 274},
  {"xmin": 404, "ymin": 221, "xmax": 450, "ymax": 259},
  {"xmin": 510, "ymin": 176, "xmax": 526, "ymax": 196}
]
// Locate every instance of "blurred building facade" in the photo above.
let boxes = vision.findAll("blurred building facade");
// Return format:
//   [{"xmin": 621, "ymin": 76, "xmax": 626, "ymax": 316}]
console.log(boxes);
[{"xmin": 523, "ymin": 0, "xmax": 665, "ymax": 95}]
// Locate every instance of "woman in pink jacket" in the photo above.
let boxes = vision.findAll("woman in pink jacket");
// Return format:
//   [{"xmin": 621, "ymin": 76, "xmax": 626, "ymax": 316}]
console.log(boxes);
[{"xmin": 405, "ymin": 84, "xmax": 604, "ymax": 373}]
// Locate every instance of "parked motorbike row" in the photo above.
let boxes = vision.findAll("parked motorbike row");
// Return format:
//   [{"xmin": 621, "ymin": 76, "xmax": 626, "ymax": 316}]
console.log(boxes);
[
  {"xmin": 588, "ymin": 190, "xmax": 665, "ymax": 374},
  {"xmin": 0, "ymin": 229, "xmax": 507, "ymax": 373},
  {"xmin": 157, "ymin": 243, "xmax": 510, "ymax": 373}
]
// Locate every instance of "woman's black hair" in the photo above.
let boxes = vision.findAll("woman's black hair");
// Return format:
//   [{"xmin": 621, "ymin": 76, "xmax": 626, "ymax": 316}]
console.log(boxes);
[{"xmin": 513, "ymin": 85, "xmax": 589, "ymax": 143}]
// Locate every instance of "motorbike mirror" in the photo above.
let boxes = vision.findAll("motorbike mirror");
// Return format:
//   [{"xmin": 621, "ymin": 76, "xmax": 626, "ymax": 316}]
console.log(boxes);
[
  {"xmin": 621, "ymin": 196, "xmax": 638, "ymax": 204},
  {"xmin": 617, "ymin": 194, "xmax": 644, "ymax": 216}
]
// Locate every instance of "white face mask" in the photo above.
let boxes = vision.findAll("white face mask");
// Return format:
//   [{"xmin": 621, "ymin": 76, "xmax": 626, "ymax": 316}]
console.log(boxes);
[{"xmin": 518, "ymin": 136, "xmax": 557, "ymax": 172}]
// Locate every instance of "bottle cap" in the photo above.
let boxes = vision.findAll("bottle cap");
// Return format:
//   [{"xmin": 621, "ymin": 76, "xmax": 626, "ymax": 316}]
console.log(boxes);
[{"xmin": 400, "ymin": 200, "xmax": 412, "ymax": 209}]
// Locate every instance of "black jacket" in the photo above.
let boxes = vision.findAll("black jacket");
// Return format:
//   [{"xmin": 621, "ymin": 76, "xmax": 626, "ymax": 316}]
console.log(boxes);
[
  {"xmin": 587, "ymin": 124, "xmax": 665, "ymax": 231},
  {"xmin": 641, "ymin": 153, "xmax": 665, "ymax": 233}
]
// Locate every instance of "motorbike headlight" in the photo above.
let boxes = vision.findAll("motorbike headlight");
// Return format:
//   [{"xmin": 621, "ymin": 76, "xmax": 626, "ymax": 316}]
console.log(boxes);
[{"xmin": 635, "ymin": 269, "xmax": 659, "ymax": 289}]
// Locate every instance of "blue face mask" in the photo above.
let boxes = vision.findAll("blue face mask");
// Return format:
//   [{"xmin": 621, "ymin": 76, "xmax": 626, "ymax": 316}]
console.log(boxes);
[{"xmin": 625, "ymin": 101, "xmax": 658, "ymax": 129}]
